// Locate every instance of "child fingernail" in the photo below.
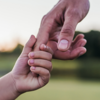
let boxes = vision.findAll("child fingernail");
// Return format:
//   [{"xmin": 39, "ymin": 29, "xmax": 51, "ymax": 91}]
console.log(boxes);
[
  {"xmin": 29, "ymin": 59, "xmax": 34, "ymax": 64},
  {"xmin": 42, "ymin": 44, "xmax": 46, "ymax": 49},
  {"xmin": 30, "ymin": 52, "xmax": 34, "ymax": 57},
  {"xmin": 31, "ymin": 66, "xmax": 36, "ymax": 70},
  {"xmin": 44, "ymin": 45, "xmax": 46, "ymax": 48}
]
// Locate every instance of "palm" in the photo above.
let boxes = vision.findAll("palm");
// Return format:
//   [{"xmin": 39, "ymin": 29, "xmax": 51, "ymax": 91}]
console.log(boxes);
[
  {"xmin": 11, "ymin": 36, "xmax": 45, "ymax": 93},
  {"xmin": 12, "ymin": 56, "xmax": 42, "ymax": 93},
  {"xmin": 47, "ymin": 27, "xmax": 86, "ymax": 60}
]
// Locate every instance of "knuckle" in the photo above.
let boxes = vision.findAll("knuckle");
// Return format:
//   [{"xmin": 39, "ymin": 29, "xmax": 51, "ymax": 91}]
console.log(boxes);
[
  {"xmin": 61, "ymin": 27, "xmax": 73, "ymax": 36},
  {"xmin": 42, "ymin": 15, "xmax": 47, "ymax": 22},
  {"xmin": 68, "ymin": 8, "xmax": 80, "ymax": 17},
  {"xmin": 41, "ymin": 15, "xmax": 54, "ymax": 27},
  {"xmin": 41, "ymin": 15, "xmax": 48, "ymax": 23}
]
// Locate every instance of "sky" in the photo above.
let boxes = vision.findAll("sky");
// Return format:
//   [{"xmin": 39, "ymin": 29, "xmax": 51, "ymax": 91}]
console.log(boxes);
[{"xmin": 0, "ymin": 0, "xmax": 100, "ymax": 51}]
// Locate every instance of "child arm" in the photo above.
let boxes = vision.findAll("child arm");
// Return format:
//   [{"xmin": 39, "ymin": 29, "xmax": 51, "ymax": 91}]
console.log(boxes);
[{"xmin": 0, "ymin": 35, "xmax": 53, "ymax": 100}]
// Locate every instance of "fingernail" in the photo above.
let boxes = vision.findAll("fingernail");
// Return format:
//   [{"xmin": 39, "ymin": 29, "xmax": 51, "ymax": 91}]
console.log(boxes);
[
  {"xmin": 79, "ymin": 52, "xmax": 84, "ymax": 56},
  {"xmin": 58, "ymin": 40, "xmax": 68, "ymax": 50},
  {"xmin": 44, "ymin": 45, "xmax": 46, "ymax": 49},
  {"xmin": 29, "ymin": 59, "xmax": 34, "ymax": 64},
  {"xmin": 30, "ymin": 52, "xmax": 34, "ymax": 57},
  {"xmin": 31, "ymin": 66, "xmax": 36, "ymax": 70},
  {"xmin": 81, "ymin": 43, "xmax": 85, "ymax": 47}
]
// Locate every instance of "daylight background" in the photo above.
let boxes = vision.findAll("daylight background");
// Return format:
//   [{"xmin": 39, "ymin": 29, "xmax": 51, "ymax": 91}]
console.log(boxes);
[{"xmin": 0, "ymin": 0, "xmax": 100, "ymax": 100}]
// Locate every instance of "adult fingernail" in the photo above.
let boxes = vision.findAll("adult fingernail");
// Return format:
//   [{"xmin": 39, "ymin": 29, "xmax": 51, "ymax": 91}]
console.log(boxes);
[
  {"xmin": 29, "ymin": 59, "xmax": 34, "ymax": 64},
  {"xmin": 79, "ymin": 52, "xmax": 84, "ymax": 56},
  {"xmin": 58, "ymin": 40, "xmax": 68, "ymax": 50}
]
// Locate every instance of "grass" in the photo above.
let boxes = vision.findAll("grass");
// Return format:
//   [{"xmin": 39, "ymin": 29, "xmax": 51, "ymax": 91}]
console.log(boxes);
[
  {"xmin": 0, "ymin": 55, "xmax": 19, "ymax": 70},
  {"xmin": 0, "ymin": 55, "xmax": 100, "ymax": 100},
  {"xmin": 16, "ymin": 78, "xmax": 100, "ymax": 100},
  {"xmin": 52, "ymin": 59, "xmax": 80, "ymax": 69},
  {"xmin": 0, "ymin": 55, "xmax": 80, "ymax": 70}
]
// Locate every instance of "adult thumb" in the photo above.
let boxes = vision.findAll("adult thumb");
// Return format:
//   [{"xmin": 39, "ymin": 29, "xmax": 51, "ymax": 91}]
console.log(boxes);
[{"xmin": 57, "ymin": 19, "xmax": 78, "ymax": 52}]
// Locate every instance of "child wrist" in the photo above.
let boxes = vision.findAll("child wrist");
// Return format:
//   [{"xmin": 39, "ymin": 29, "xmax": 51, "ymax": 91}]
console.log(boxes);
[{"xmin": 9, "ymin": 72, "xmax": 21, "ymax": 98}]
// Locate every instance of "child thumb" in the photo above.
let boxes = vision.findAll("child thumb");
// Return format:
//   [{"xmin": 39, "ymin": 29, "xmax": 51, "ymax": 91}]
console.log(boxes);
[{"xmin": 21, "ymin": 35, "xmax": 36, "ymax": 56}]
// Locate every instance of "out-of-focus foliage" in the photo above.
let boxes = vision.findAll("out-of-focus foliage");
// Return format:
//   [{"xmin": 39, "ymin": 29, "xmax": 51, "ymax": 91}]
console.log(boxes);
[
  {"xmin": 75, "ymin": 30, "xmax": 100, "ymax": 59},
  {"xmin": 0, "ymin": 44, "xmax": 23, "ymax": 56},
  {"xmin": 0, "ymin": 30, "xmax": 100, "ymax": 79},
  {"xmin": 75, "ymin": 30, "xmax": 100, "ymax": 79}
]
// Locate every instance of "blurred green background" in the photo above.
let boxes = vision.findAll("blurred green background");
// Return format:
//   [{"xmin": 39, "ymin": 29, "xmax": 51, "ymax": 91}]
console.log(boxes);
[{"xmin": 0, "ymin": 31, "xmax": 100, "ymax": 100}]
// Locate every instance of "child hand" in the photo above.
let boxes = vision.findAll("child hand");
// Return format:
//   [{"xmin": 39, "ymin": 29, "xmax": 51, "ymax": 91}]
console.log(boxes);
[{"xmin": 11, "ymin": 35, "xmax": 53, "ymax": 94}]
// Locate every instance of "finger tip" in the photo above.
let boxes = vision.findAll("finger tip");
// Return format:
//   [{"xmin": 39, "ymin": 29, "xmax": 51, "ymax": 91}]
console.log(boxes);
[
  {"xmin": 79, "ymin": 47, "xmax": 87, "ymax": 56},
  {"xmin": 31, "ymin": 35, "xmax": 35, "ymax": 39},
  {"xmin": 30, "ymin": 66, "xmax": 36, "ymax": 71},
  {"xmin": 80, "ymin": 39, "xmax": 87, "ymax": 47},
  {"xmin": 58, "ymin": 39, "xmax": 69, "ymax": 51},
  {"xmin": 80, "ymin": 34, "xmax": 84, "ymax": 38},
  {"xmin": 40, "ymin": 44, "xmax": 45, "ymax": 50}
]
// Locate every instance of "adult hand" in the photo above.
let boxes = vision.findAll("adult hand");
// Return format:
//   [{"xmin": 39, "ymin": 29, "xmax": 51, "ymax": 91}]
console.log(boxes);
[
  {"xmin": 34, "ymin": 0, "xmax": 89, "ymax": 59},
  {"xmin": 46, "ymin": 27, "xmax": 87, "ymax": 60}
]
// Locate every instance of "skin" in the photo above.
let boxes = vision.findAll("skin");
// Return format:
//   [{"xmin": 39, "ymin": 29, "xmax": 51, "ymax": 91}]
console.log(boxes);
[
  {"xmin": 0, "ymin": 35, "xmax": 53, "ymax": 100},
  {"xmin": 46, "ymin": 27, "xmax": 87, "ymax": 59},
  {"xmin": 0, "ymin": 34, "xmax": 86, "ymax": 100},
  {"xmin": 34, "ymin": 0, "xmax": 90, "ymax": 59}
]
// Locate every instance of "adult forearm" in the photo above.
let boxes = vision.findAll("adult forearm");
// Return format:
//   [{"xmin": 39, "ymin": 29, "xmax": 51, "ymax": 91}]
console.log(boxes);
[{"xmin": 0, "ymin": 72, "xmax": 20, "ymax": 100}]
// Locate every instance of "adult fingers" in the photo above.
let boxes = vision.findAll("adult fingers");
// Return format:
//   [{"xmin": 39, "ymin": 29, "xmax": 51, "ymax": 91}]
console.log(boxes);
[
  {"xmin": 70, "ymin": 47, "xmax": 87, "ymax": 59},
  {"xmin": 33, "ymin": 15, "xmax": 55, "ymax": 51},
  {"xmin": 58, "ymin": 19, "xmax": 78, "ymax": 51},
  {"xmin": 73, "ymin": 34, "xmax": 84, "ymax": 44},
  {"xmin": 72, "ymin": 39, "xmax": 87, "ymax": 49},
  {"xmin": 54, "ymin": 47, "xmax": 86, "ymax": 60}
]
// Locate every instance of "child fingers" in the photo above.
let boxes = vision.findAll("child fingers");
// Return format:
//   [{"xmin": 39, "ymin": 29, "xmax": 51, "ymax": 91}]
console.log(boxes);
[
  {"xmin": 28, "ymin": 59, "xmax": 52, "ymax": 72},
  {"xmin": 21, "ymin": 35, "xmax": 36, "ymax": 56},
  {"xmin": 40, "ymin": 44, "xmax": 54, "ymax": 55},
  {"xmin": 28, "ymin": 51, "xmax": 52, "ymax": 61},
  {"xmin": 30, "ymin": 66, "xmax": 50, "ymax": 86}
]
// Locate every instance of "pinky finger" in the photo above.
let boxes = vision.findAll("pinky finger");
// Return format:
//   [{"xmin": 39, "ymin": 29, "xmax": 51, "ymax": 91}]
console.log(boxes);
[{"xmin": 30, "ymin": 66, "xmax": 50, "ymax": 86}]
